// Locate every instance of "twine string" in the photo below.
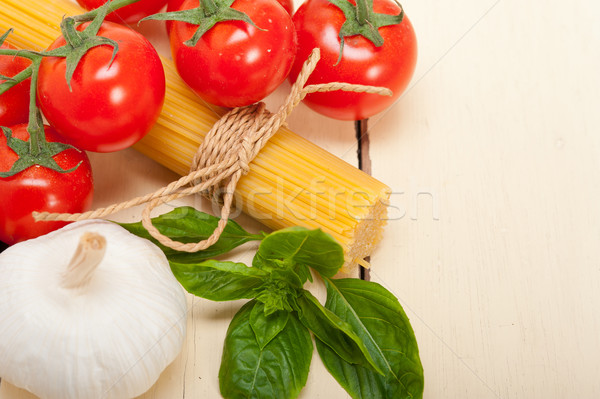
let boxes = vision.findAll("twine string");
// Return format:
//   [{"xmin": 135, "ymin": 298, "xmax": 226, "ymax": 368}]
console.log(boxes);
[{"xmin": 33, "ymin": 48, "xmax": 392, "ymax": 252}]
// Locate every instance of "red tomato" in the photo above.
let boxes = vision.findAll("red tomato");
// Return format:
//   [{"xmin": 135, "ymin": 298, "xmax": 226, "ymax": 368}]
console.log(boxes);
[
  {"xmin": 76, "ymin": 0, "xmax": 168, "ymax": 24},
  {"xmin": 168, "ymin": 0, "xmax": 297, "ymax": 108},
  {"xmin": 0, "ymin": 43, "xmax": 31, "ymax": 127},
  {"xmin": 289, "ymin": 0, "xmax": 417, "ymax": 120},
  {"xmin": 167, "ymin": 0, "xmax": 186, "ymax": 12},
  {"xmin": 169, "ymin": 0, "xmax": 292, "ymax": 13},
  {"xmin": 0, "ymin": 124, "xmax": 94, "ymax": 245},
  {"xmin": 37, "ymin": 21, "xmax": 165, "ymax": 153}
]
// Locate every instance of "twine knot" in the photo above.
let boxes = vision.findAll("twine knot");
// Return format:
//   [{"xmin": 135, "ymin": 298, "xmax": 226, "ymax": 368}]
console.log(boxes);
[
  {"xmin": 33, "ymin": 48, "xmax": 392, "ymax": 252},
  {"xmin": 190, "ymin": 102, "xmax": 270, "ymax": 202}
]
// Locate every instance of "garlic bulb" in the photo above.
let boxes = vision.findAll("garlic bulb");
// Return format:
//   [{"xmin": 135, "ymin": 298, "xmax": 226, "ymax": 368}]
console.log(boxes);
[{"xmin": 0, "ymin": 220, "xmax": 187, "ymax": 399}]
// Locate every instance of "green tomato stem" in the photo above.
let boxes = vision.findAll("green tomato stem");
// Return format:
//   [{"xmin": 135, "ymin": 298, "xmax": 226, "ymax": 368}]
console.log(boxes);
[
  {"xmin": 0, "ymin": 48, "xmax": 42, "ymax": 62},
  {"xmin": 355, "ymin": 0, "xmax": 372, "ymax": 25},
  {"xmin": 0, "ymin": 33, "xmax": 82, "ymax": 177},
  {"xmin": 0, "ymin": 43, "xmax": 46, "ymax": 156},
  {"xmin": 73, "ymin": 0, "xmax": 142, "ymax": 22},
  {"xmin": 141, "ymin": 0, "xmax": 263, "ymax": 47},
  {"xmin": 0, "ymin": 64, "xmax": 32, "ymax": 95},
  {"xmin": 327, "ymin": 0, "xmax": 405, "ymax": 62},
  {"xmin": 200, "ymin": 0, "xmax": 219, "ymax": 16},
  {"xmin": 0, "ymin": 49, "xmax": 43, "ymax": 146},
  {"xmin": 26, "ymin": 58, "xmax": 43, "ymax": 157},
  {"xmin": 61, "ymin": 18, "xmax": 84, "ymax": 48}
]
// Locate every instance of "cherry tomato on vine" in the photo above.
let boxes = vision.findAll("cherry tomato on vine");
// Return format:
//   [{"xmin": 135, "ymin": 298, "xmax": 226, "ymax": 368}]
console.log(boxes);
[
  {"xmin": 169, "ymin": 0, "xmax": 292, "ymax": 14},
  {"xmin": 289, "ymin": 0, "xmax": 417, "ymax": 121},
  {"xmin": 0, "ymin": 124, "xmax": 94, "ymax": 245},
  {"xmin": 37, "ymin": 21, "xmax": 165, "ymax": 153},
  {"xmin": 76, "ymin": 0, "xmax": 169, "ymax": 24},
  {"xmin": 167, "ymin": 0, "xmax": 297, "ymax": 108},
  {"xmin": 0, "ymin": 43, "xmax": 31, "ymax": 128}
]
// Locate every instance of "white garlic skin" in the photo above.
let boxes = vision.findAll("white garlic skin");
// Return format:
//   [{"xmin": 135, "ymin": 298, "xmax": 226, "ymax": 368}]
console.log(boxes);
[{"xmin": 0, "ymin": 220, "xmax": 188, "ymax": 399}]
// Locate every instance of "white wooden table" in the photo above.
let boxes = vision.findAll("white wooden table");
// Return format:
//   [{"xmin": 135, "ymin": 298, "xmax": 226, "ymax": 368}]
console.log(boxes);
[{"xmin": 2, "ymin": 0, "xmax": 600, "ymax": 397}]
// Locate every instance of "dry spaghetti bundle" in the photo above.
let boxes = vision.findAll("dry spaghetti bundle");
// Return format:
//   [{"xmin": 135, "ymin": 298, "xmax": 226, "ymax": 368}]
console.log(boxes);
[{"xmin": 0, "ymin": 0, "xmax": 391, "ymax": 271}]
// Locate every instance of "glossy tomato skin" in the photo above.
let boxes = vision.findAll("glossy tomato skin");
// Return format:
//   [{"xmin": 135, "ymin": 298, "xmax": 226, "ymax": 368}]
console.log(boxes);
[
  {"xmin": 168, "ymin": 0, "xmax": 292, "ymax": 14},
  {"xmin": 0, "ymin": 43, "xmax": 31, "ymax": 128},
  {"xmin": 169, "ymin": 0, "xmax": 297, "ymax": 108},
  {"xmin": 37, "ymin": 21, "xmax": 165, "ymax": 153},
  {"xmin": 289, "ymin": 0, "xmax": 417, "ymax": 120},
  {"xmin": 167, "ymin": 0, "xmax": 186, "ymax": 12},
  {"xmin": 76, "ymin": 0, "xmax": 168, "ymax": 24},
  {"xmin": 0, "ymin": 124, "xmax": 94, "ymax": 245}
]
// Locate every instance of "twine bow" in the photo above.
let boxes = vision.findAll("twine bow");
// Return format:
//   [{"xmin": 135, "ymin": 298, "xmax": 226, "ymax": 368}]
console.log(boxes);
[{"xmin": 34, "ymin": 48, "xmax": 392, "ymax": 252}]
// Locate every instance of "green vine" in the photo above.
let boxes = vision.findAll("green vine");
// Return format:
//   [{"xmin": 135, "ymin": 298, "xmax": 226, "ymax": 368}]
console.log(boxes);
[
  {"xmin": 0, "ymin": 0, "xmax": 142, "ymax": 177},
  {"xmin": 327, "ymin": 0, "xmax": 405, "ymax": 64},
  {"xmin": 142, "ymin": 0, "xmax": 264, "ymax": 47},
  {"xmin": 0, "ymin": 30, "xmax": 79, "ymax": 177}
]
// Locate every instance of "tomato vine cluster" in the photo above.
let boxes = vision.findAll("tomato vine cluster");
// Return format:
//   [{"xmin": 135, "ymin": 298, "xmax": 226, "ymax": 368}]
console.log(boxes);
[{"xmin": 0, "ymin": 0, "xmax": 417, "ymax": 246}]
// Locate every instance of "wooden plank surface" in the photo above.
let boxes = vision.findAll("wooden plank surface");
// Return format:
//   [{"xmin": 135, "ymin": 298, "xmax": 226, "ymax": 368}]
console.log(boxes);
[
  {"xmin": 3, "ymin": 0, "xmax": 600, "ymax": 398},
  {"xmin": 368, "ymin": 0, "xmax": 600, "ymax": 398}
]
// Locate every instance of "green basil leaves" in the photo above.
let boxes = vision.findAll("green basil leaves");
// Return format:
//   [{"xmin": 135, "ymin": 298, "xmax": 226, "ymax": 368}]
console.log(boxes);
[
  {"xmin": 219, "ymin": 300, "xmax": 313, "ymax": 399},
  {"xmin": 120, "ymin": 206, "xmax": 263, "ymax": 263},
  {"xmin": 171, "ymin": 260, "xmax": 268, "ymax": 301},
  {"xmin": 317, "ymin": 278, "xmax": 425, "ymax": 398},
  {"xmin": 123, "ymin": 207, "xmax": 424, "ymax": 399},
  {"xmin": 254, "ymin": 226, "xmax": 345, "ymax": 279}
]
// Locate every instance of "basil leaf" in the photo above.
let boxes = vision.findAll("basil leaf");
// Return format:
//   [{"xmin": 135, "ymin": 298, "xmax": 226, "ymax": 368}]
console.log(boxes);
[
  {"xmin": 254, "ymin": 269, "xmax": 304, "ymax": 315},
  {"xmin": 119, "ymin": 206, "xmax": 262, "ymax": 263},
  {"xmin": 253, "ymin": 227, "xmax": 344, "ymax": 278},
  {"xmin": 249, "ymin": 301, "xmax": 290, "ymax": 350},
  {"xmin": 219, "ymin": 300, "xmax": 313, "ymax": 399},
  {"xmin": 171, "ymin": 260, "xmax": 268, "ymax": 301},
  {"xmin": 296, "ymin": 290, "xmax": 384, "ymax": 374},
  {"xmin": 317, "ymin": 278, "xmax": 424, "ymax": 399},
  {"xmin": 316, "ymin": 341, "xmax": 390, "ymax": 398}
]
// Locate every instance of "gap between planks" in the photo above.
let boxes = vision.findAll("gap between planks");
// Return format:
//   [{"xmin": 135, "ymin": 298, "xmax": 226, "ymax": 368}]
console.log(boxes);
[{"xmin": 355, "ymin": 119, "xmax": 372, "ymax": 282}]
